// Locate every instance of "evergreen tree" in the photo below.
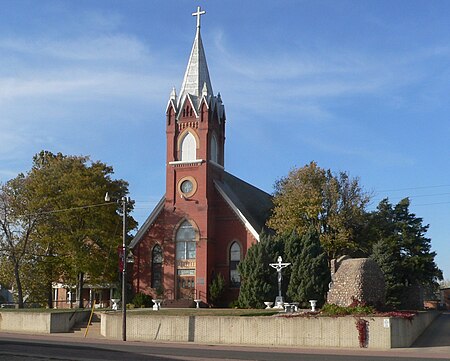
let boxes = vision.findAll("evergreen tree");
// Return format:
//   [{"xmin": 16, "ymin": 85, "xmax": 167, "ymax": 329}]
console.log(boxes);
[
  {"xmin": 237, "ymin": 232, "xmax": 283, "ymax": 308},
  {"xmin": 369, "ymin": 198, "xmax": 442, "ymax": 309},
  {"xmin": 286, "ymin": 229, "xmax": 330, "ymax": 307},
  {"xmin": 209, "ymin": 273, "xmax": 225, "ymax": 307},
  {"xmin": 370, "ymin": 238, "xmax": 403, "ymax": 308}
]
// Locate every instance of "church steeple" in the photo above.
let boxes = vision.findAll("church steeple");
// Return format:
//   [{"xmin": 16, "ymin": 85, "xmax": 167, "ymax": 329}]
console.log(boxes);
[
  {"xmin": 178, "ymin": 6, "xmax": 213, "ymax": 105},
  {"xmin": 166, "ymin": 6, "xmax": 226, "ymax": 169}
]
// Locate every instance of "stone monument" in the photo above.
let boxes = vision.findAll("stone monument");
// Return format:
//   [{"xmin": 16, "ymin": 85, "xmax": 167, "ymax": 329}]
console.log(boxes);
[{"xmin": 327, "ymin": 256, "xmax": 385, "ymax": 307}]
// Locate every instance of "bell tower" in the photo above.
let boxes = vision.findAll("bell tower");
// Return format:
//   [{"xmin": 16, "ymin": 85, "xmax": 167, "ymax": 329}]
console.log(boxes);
[
  {"xmin": 165, "ymin": 6, "xmax": 225, "ymax": 203},
  {"xmin": 164, "ymin": 6, "xmax": 226, "ymax": 300}
]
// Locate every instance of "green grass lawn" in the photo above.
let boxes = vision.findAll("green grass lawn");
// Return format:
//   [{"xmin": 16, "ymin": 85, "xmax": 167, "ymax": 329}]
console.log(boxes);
[
  {"xmin": 125, "ymin": 308, "xmax": 279, "ymax": 317},
  {"xmin": 0, "ymin": 307, "xmax": 90, "ymax": 313},
  {"xmin": 0, "ymin": 307, "xmax": 278, "ymax": 316}
]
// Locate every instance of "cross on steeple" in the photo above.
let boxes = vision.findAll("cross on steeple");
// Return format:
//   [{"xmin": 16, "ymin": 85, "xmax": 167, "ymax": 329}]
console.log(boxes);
[{"xmin": 192, "ymin": 6, "xmax": 206, "ymax": 29}]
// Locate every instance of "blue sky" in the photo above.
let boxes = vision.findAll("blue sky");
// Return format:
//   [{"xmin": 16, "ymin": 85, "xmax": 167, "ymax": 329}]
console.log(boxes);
[{"xmin": 1, "ymin": 1, "xmax": 449, "ymax": 280}]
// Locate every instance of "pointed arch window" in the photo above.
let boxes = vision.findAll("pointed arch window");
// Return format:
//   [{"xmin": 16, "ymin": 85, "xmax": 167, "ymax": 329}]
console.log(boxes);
[
  {"xmin": 229, "ymin": 242, "xmax": 241, "ymax": 288},
  {"xmin": 180, "ymin": 132, "xmax": 196, "ymax": 161},
  {"xmin": 151, "ymin": 244, "xmax": 163, "ymax": 289},
  {"xmin": 176, "ymin": 221, "xmax": 196, "ymax": 260},
  {"xmin": 210, "ymin": 134, "xmax": 218, "ymax": 163}
]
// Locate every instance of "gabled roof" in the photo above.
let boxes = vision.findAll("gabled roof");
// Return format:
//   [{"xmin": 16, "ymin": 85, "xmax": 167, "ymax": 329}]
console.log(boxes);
[
  {"xmin": 214, "ymin": 172, "xmax": 273, "ymax": 241},
  {"xmin": 129, "ymin": 173, "xmax": 273, "ymax": 248},
  {"xmin": 129, "ymin": 196, "xmax": 165, "ymax": 249}
]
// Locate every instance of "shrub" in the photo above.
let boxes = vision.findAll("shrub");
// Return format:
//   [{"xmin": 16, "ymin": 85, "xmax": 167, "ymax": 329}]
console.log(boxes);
[
  {"xmin": 131, "ymin": 292, "xmax": 153, "ymax": 308},
  {"xmin": 209, "ymin": 273, "xmax": 225, "ymax": 307},
  {"xmin": 321, "ymin": 302, "xmax": 375, "ymax": 316}
]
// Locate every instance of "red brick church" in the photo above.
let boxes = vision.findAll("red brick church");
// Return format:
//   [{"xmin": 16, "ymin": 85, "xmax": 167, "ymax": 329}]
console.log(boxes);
[{"xmin": 130, "ymin": 7, "xmax": 272, "ymax": 306}]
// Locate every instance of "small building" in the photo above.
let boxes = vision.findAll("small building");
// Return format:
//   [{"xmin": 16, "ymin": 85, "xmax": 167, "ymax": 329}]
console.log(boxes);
[
  {"xmin": 52, "ymin": 282, "xmax": 116, "ymax": 309},
  {"xmin": 440, "ymin": 287, "xmax": 450, "ymax": 309},
  {"xmin": 0, "ymin": 284, "xmax": 14, "ymax": 305}
]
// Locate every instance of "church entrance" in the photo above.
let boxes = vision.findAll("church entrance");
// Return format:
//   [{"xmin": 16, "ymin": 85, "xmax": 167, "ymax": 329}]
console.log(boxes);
[
  {"xmin": 177, "ymin": 269, "xmax": 195, "ymax": 299},
  {"xmin": 175, "ymin": 220, "xmax": 197, "ymax": 299}
]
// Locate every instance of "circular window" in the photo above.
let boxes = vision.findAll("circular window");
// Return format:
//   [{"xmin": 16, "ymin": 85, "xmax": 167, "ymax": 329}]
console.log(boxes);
[
  {"xmin": 178, "ymin": 177, "xmax": 197, "ymax": 198},
  {"xmin": 181, "ymin": 180, "xmax": 193, "ymax": 194}
]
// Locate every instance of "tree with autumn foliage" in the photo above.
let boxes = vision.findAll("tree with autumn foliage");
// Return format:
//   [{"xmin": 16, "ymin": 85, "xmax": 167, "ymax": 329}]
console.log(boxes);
[
  {"xmin": 267, "ymin": 162, "xmax": 370, "ymax": 260},
  {"xmin": 0, "ymin": 151, "xmax": 136, "ymax": 308},
  {"xmin": 0, "ymin": 175, "xmax": 44, "ymax": 308}
]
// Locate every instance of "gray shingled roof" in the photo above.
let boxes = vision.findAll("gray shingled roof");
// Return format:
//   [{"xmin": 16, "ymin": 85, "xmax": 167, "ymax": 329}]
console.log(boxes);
[{"xmin": 214, "ymin": 172, "xmax": 273, "ymax": 240}]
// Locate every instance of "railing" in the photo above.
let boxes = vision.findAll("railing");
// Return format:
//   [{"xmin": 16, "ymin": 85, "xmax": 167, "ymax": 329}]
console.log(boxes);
[
  {"xmin": 163, "ymin": 289, "xmax": 174, "ymax": 301},
  {"xmin": 0, "ymin": 303, "xmax": 17, "ymax": 309},
  {"xmin": 194, "ymin": 289, "xmax": 208, "ymax": 303}
]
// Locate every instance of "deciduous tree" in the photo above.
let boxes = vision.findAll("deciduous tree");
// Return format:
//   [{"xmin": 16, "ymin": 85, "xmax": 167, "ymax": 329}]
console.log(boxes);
[
  {"xmin": 267, "ymin": 162, "xmax": 370, "ymax": 259},
  {"xmin": 27, "ymin": 151, "xmax": 137, "ymax": 308},
  {"xmin": 0, "ymin": 176, "xmax": 43, "ymax": 307},
  {"xmin": 0, "ymin": 151, "xmax": 136, "ymax": 308}
]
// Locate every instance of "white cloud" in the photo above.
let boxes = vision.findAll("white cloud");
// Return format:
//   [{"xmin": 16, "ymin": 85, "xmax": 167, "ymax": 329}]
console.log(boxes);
[
  {"xmin": 212, "ymin": 32, "xmax": 450, "ymax": 107},
  {"xmin": 0, "ymin": 35, "xmax": 150, "ymax": 62},
  {"xmin": 0, "ymin": 70, "xmax": 171, "ymax": 103}
]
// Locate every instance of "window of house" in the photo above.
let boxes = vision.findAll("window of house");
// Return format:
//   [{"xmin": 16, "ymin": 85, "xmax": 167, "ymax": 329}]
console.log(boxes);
[
  {"xmin": 176, "ymin": 221, "xmax": 196, "ymax": 260},
  {"xmin": 180, "ymin": 132, "xmax": 196, "ymax": 161},
  {"xmin": 230, "ymin": 242, "xmax": 241, "ymax": 287},
  {"xmin": 151, "ymin": 244, "xmax": 163, "ymax": 289}
]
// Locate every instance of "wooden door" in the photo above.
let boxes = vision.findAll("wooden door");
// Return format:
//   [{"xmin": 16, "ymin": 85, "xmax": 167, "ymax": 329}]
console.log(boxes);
[{"xmin": 177, "ymin": 275, "xmax": 195, "ymax": 299}]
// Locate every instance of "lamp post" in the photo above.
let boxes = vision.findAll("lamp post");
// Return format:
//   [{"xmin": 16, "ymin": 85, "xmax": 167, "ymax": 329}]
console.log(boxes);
[{"xmin": 105, "ymin": 192, "xmax": 133, "ymax": 342}]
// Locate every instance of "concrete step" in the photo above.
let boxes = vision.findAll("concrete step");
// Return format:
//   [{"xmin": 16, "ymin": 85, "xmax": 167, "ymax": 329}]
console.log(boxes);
[
  {"xmin": 162, "ymin": 299, "xmax": 195, "ymax": 308},
  {"xmin": 72, "ymin": 322, "xmax": 103, "ymax": 339},
  {"xmin": 71, "ymin": 312, "xmax": 103, "ymax": 338}
]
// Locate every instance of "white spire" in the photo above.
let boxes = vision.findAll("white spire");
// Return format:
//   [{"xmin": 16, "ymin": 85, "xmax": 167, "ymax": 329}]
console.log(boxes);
[
  {"xmin": 178, "ymin": 7, "xmax": 213, "ymax": 106},
  {"xmin": 170, "ymin": 86, "xmax": 177, "ymax": 101},
  {"xmin": 202, "ymin": 82, "xmax": 208, "ymax": 97}
]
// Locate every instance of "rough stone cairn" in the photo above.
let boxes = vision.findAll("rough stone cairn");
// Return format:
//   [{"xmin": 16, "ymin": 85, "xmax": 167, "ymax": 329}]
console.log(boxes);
[{"xmin": 327, "ymin": 256, "xmax": 386, "ymax": 307}]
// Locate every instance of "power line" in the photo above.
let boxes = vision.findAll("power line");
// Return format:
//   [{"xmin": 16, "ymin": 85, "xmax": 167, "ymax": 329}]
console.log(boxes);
[
  {"xmin": 377, "ymin": 184, "xmax": 450, "ymax": 192},
  {"xmin": 372, "ymin": 192, "xmax": 450, "ymax": 203},
  {"xmin": 39, "ymin": 202, "xmax": 114, "ymax": 215},
  {"xmin": 413, "ymin": 201, "xmax": 450, "ymax": 207}
]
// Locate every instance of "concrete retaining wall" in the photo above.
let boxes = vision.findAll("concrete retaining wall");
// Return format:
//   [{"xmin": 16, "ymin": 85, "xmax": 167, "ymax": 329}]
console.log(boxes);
[
  {"xmin": 0, "ymin": 310, "xmax": 90, "ymax": 333},
  {"xmin": 390, "ymin": 311, "xmax": 439, "ymax": 348},
  {"xmin": 101, "ymin": 311, "xmax": 438, "ymax": 348}
]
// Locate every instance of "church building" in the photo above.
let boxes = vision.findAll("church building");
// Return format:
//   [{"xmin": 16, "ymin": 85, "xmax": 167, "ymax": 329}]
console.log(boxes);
[{"xmin": 130, "ymin": 7, "xmax": 273, "ymax": 306}]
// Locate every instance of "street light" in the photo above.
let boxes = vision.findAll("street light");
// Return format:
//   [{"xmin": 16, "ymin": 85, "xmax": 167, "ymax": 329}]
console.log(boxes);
[{"xmin": 105, "ymin": 192, "xmax": 134, "ymax": 342}]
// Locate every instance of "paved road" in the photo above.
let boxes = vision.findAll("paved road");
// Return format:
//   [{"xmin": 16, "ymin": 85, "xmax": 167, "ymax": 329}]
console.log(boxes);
[{"xmin": 0, "ymin": 333, "xmax": 449, "ymax": 361}]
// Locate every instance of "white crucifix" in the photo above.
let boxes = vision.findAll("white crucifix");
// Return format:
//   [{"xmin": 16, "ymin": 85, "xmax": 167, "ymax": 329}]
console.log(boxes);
[
  {"xmin": 192, "ymin": 6, "xmax": 206, "ymax": 29},
  {"xmin": 269, "ymin": 256, "xmax": 291, "ymax": 307}
]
